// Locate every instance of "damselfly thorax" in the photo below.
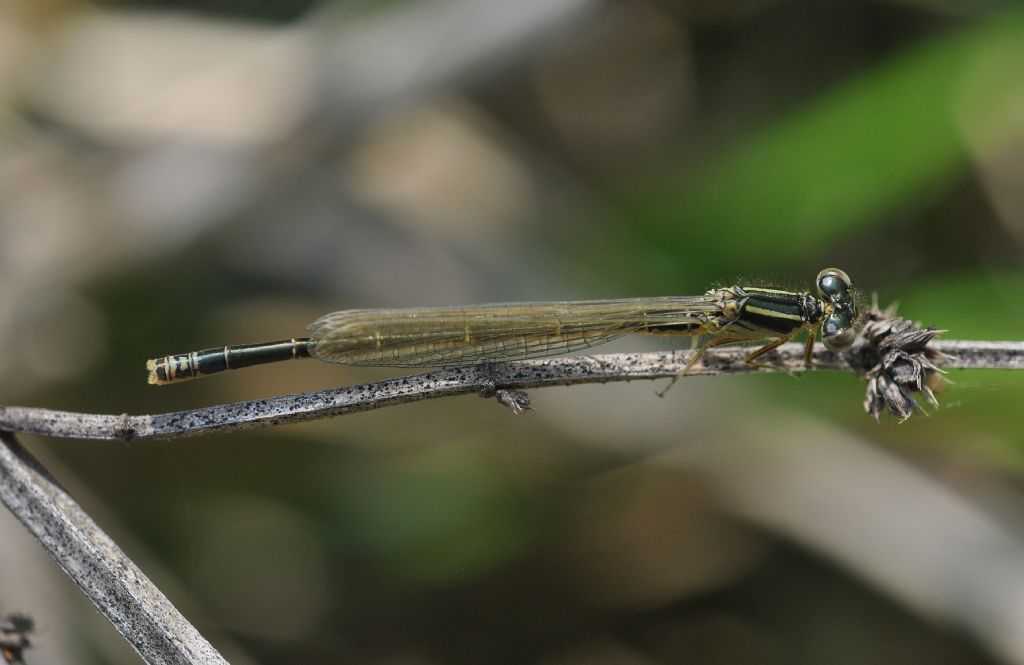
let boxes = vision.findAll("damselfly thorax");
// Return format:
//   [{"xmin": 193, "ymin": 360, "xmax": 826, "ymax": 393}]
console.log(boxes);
[{"xmin": 146, "ymin": 268, "xmax": 861, "ymax": 392}]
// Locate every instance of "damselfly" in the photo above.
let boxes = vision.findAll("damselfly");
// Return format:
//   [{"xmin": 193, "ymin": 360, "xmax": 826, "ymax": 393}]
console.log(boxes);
[{"xmin": 146, "ymin": 268, "xmax": 860, "ymax": 388}]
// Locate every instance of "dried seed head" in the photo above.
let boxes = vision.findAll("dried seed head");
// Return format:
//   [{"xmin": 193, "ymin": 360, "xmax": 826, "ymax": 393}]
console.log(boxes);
[{"xmin": 856, "ymin": 298, "xmax": 951, "ymax": 422}]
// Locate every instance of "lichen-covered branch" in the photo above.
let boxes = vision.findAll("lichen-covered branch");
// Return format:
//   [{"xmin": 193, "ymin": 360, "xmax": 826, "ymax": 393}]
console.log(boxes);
[
  {"xmin": 0, "ymin": 430, "xmax": 228, "ymax": 665},
  {"xmin": 1, "ymin": 334, "xmax": 1022, "ymax": 442}
]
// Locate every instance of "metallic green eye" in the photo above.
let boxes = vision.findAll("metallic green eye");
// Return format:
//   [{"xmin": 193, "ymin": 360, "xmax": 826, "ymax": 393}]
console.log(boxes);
[
  {"xmin": 822, "ymin": 311, "xmax": 857, "ymax": 352},
  {"xmin": 816, "ymin": 268, "xmax": 852, "ymax": 301}
]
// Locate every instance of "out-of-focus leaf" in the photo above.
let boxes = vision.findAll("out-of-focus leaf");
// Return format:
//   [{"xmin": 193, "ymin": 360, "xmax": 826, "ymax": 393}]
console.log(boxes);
[
  {"xmin": 330, "ymin": 443, "xmax": 541, "ymax": 585},
  {"xmin": 896, "ymin": 269, "xmax": 1024, "ymax": 339},
  {"xmin": 619, "ymin": 7, "xmax": 1024, "ymax": 275}
]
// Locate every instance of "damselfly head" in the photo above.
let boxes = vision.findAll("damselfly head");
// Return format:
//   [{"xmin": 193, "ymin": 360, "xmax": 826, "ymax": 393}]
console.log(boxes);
[{"xmin": 816, "ymin": 268, "xmax": 859, "ymax": 352}]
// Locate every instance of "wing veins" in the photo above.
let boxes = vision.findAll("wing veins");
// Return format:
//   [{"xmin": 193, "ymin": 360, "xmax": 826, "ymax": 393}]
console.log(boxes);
[{"xmin": 308, "ymin": 296, "xmax": 719, "ymax": 367}]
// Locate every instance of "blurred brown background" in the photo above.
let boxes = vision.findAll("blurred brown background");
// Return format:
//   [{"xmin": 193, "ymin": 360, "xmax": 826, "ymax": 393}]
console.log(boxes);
[{"xmin": 1, "ymin": 0, "xmax": 1024, "ymax": 663}]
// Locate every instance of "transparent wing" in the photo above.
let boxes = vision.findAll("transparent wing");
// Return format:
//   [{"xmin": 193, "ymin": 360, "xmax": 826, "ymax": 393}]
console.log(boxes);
[{"xmin": 306, "ymin": 296, "xmax": 721, "ymax": 368}]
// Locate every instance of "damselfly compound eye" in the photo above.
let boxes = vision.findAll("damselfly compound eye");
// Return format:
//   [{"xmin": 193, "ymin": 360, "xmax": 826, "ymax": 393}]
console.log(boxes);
[
  {"xmin": 816, "ymin": 268, "xmax": 852, "ymax": 301},
  {"xmin": 822, "ymin": 311, "xmax": 858, "ymax": 352}
]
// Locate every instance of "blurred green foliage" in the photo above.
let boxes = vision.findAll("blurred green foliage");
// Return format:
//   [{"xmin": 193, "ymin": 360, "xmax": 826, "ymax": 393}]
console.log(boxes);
[
  {"xmin": 16, "ymin": 2, "xmax": 1024, "ymax": 663},
  {"xmin": 605, "ymin": 6, "xmax": 1024, "ymax": 287}
]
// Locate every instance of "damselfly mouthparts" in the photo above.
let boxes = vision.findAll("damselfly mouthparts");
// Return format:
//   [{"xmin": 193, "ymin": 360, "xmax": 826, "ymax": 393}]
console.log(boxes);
[{"xmin": 146, "ymin": 268, "xmax": 860, "ymax": 388}]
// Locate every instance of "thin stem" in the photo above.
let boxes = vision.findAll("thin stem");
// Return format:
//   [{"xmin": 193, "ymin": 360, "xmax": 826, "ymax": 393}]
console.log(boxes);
[
  {"xmin": 0, "ymin": 430, "xmax": 228, "ymax": 664},
  {"xmin": 1, "ymin": 340, "xmax": 1020, "ymax": 442}
]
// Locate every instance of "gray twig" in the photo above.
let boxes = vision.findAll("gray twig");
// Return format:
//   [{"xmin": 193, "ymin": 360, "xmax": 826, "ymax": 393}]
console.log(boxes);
[
  {"xmin": 1, "ymin": 339, "xmax": 1021, "ymax": 442},
  {"xmin": 0, "ymin": 430, "xmax": 228, "ymax": 665},
  {"xmin": 0, "ymin": 330, "xmax": 1019, "ymax": 664}
]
